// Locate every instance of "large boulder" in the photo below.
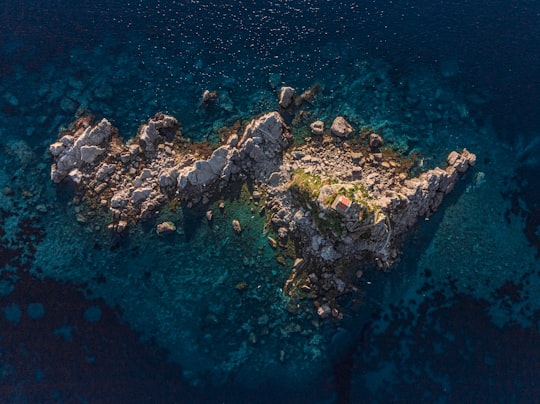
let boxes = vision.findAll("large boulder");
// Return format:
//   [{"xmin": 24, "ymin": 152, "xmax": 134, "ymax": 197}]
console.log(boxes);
[
  {"xmin": 111, "ymin": 190, "xmax": 129, "ymax": 209},
  {"xmin": 447, "ymin": 149, "xmax": 476, "ymax": 173},
  {"xmin": 132, "ymin": 187, "xmax": 153, "ymax": 204},
  {"xmin": 279, "ymin": 86, "xmax": 295, "ymax": 109},
  {"xmin": 74, "ymin": 119, "xmax": 112, "ymax": 148},
  {"xmin": 330, "ymin": 116, "xmax": 354, "ymax": 138},
  {"xmin": 241, "ymin": 112, "xmax": 285, "ymax": 146},
  {"xmin": 156, "ymin": 221, "xmax": 176, "ymax": 236},
  {"xmin": 187, "ymin": 160, "xmax": 217, "ymax": 187},
  {"xmin": 369, "ymin": 133, "xmax": 384, "ymax": 148},
  {"xmin": 139, "ymin": 113, "xmax": 179, "ymax": 153}
]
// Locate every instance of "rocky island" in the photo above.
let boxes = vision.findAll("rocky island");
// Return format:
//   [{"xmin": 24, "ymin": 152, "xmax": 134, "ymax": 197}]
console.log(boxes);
[{"xmin": 49, "ymin": 86, "xmax": 476, "ymax": 317}]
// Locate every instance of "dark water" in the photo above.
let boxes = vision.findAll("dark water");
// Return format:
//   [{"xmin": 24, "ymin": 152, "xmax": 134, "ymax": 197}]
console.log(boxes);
[{"xmin": 1, "ymin": 1, "xmax": 539, "ymax": 402}]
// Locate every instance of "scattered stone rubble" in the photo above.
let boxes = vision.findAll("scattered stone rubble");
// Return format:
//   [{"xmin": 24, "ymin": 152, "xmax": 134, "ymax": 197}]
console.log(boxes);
[{"xmin": 49, "ymin": 86, "xmax": 476, "ymax": 317}]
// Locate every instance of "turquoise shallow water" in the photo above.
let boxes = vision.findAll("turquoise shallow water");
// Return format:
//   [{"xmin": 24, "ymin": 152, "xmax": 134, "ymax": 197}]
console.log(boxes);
[{"xmin": 1, "ymin": 1, "xmax": 540, "ymax": 402}]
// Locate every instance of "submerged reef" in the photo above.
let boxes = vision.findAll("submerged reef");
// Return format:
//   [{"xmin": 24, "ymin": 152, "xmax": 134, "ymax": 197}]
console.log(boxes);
[{"xmin": 49, "ymin": 87, "xmax": 475, "ymax": 317}]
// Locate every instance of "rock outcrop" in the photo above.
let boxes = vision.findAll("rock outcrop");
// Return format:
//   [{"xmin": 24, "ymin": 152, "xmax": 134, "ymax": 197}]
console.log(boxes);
[
  {"xmin": 50, "ymin": 88, "xmax": 476, "ymax": 315},
  {"xmin": 279, "ymin": 86, "xmax": 295, "ymax": 109},
  {"xmin": 139, "ymin": 113, "xmax": 179, "ymax": 154},
  {"xmin": 49, "ymin": 111, "xmax": 292, "ymax": 228},
  {"xmin": 50, "ymin": 117, "xmax": 112, "ymax": 183}
]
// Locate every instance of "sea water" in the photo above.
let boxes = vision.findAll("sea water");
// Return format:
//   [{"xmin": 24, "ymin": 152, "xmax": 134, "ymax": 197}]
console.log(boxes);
[{"xmin": 0, "ymin": 1, "xmax": 539, "ymax": 402}]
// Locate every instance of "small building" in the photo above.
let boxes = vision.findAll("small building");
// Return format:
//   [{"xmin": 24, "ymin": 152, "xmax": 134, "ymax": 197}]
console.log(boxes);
[{"xmin": 331, "ymin": 195, "xmax": 352, "ymax": 214}]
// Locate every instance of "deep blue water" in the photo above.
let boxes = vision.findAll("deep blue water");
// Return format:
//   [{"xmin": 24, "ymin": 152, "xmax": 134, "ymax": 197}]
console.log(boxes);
[{"xmin": 1, "ymin": 1, "xmax": 540, "ymax": 402}]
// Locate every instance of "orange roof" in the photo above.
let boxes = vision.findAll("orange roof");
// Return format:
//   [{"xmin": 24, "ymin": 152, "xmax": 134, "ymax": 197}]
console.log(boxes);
[{"xmin": 332, "ymin": 195, "xmax": 352, "ymax": 213}]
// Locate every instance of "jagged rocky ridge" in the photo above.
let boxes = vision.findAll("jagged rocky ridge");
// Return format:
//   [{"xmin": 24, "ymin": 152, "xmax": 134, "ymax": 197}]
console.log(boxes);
[{"xmin": 49, "ymin": 88, "xmax": 476, "ymax": 317}]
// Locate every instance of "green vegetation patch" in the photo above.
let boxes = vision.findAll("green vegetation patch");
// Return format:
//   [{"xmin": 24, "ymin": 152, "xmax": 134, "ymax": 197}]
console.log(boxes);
[{"xmin": 288, "ymin": 168, "xmax": 325, "ymax": 207}]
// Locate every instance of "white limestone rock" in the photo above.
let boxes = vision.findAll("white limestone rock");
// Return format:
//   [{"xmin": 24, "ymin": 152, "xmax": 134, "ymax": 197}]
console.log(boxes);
[
  {"xmin": 207, "ymin": 147, "xmax": 228, "ymax": 174},
  {"xmin": 50, "ymin": 119, "xmax": 112, "ymax": 182},
  {"xmin": 186, "ymin": 160, "xmax": 217, "ymax": 187},
  {"xmin": 139, "ymin": 122, "xmax": 159, "ymax": 152},
  {"xmin": 241, "ymin": 112, "xmax": 285, "ymax": 146}
]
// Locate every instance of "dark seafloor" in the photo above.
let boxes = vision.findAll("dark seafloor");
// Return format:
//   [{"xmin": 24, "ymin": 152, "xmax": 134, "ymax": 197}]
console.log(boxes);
[{"xmin": 0, "ymin": 1, "xmax": 539, "ymax": 403}]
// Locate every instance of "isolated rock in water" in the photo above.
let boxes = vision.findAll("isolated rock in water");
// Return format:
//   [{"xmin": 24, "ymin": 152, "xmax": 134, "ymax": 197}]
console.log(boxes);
[
  {"xmin": 50, "ymin": 97, "xmax": 477, "ymax": 313},
  {"xmin": 156, "ymin": 221, "xmax": 176, "ymax": 236},
  {"xmin": 201, "ymin": 89, "xmax": 218, "ymax": 104},
  {"xmin": 310, "ymin": 120, "xmax": 324, "ymax": 136},
  {"xmin": 330, "ymin": 116, "xmax": 354, "ymax": 138},
  {"xmin": 279, "ymin": 86, "xmax": 295, "ymax": 109},
  {"xmin": 232, "ymin": 219, "xmax": 242, "ymax": 234},
  {"xmin": 317, "ymin": 304, "xmax": 331, "ymax": 319}
]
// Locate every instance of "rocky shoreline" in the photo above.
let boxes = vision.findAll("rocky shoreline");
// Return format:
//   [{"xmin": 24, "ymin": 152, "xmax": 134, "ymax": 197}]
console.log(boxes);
[{"xmin": 49, "ymin": 86, "xmax": 476, "ymax": 317}]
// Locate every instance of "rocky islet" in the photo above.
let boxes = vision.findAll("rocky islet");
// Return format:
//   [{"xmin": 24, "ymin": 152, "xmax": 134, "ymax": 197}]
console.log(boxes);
[{"xmin": 49, "ymin": 86, "xmax": 476, "ymax": 316}]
